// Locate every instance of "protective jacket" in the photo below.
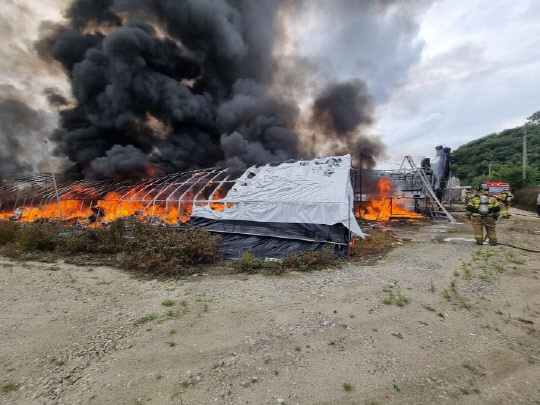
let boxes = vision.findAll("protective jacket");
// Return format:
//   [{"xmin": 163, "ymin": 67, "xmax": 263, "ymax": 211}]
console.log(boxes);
[
  {"xmin": 466, "ymin": 193, "xmax": 501, "ymax": 218},
  {"xmin": 498, "ymin": 192, "xmax": 513, "ymax": 204}
]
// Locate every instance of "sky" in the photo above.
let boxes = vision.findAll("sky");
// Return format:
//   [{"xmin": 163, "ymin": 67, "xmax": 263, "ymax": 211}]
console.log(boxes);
[
  {"xmin": 375, "ymin": 0, "xmax": 540, "ymax": 168},
  {"xmin": 1, "ymin": 0, "xmax": 539, "ymax": 171}
]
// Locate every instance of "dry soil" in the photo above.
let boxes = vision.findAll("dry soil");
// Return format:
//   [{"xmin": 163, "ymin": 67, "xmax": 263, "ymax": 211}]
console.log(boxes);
[{"xmin": 1, "ymin": 209, "xmax": 540, "ymax": 405}]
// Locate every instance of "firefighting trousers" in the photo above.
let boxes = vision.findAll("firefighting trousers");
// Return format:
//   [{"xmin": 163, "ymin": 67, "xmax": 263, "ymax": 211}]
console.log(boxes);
[
  {"xmin": 472, "ymin": 216, "xmax": 497, "ymax": 245},
  {"xmin": 500, "ymin": 204, "xmax": 511, "ymax": 217}
]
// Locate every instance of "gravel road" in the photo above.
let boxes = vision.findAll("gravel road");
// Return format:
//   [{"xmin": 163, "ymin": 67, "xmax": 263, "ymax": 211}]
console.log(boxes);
[{"xmin": 1, "ymin": 209, "xmax": 539, "ymax": 405}]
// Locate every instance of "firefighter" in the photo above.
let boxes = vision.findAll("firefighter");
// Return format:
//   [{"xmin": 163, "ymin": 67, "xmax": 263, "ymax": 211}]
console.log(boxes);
[
  {"xmin": 498, "ymin": 188, "xmax": 513, "ymax": 218},
  {"xmin": 466, "ymin": 184, "xmax": 501, "ymax": 245},
  {"xmin": 463, "ymin": 188, "xmax": 474, "ymax": 205}
]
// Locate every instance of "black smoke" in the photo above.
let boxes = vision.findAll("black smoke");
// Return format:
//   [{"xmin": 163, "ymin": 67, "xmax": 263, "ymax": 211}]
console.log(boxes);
[
  {"xmin": 32, "ymin": 0, "xmax": 428, "ymax": 179},
  {"xmin": 308, "ymin": 80, "xmax": 384, "ymax": 168}
]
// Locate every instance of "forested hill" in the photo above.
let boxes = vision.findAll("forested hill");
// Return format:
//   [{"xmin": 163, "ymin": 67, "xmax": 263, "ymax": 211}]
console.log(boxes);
[{"xmin": 451, "ymin": 119, "xmax": 540, "ymax": 187}]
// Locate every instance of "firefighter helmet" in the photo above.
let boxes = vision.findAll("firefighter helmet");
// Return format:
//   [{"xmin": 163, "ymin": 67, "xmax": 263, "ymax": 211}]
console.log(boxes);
[{"xmin": 477, "ymin": 183, "xmax": 489, "ymax": 192}]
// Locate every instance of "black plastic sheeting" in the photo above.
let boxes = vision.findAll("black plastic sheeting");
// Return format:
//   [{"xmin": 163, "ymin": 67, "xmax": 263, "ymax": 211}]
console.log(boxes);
[
  {"xmin": 189, "ymin": 217, "xmax": 349, "ymax": 244},
  {"xmin": 216, "ymin": 233, "xmax": 348, "ymax": 260},
  {"xmin": 188, "ymin": 216, "xmax": 350, "ymax": 259}
]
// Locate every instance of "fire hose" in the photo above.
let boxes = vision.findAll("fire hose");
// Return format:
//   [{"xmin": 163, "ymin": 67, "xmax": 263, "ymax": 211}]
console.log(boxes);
[
  {"xmin": 482, "ymin": 235, "xmax": 540, "ymax": 253},
  {"xmin": 495, "ymin": 243, "xmax": 540, "ymax": 253}
]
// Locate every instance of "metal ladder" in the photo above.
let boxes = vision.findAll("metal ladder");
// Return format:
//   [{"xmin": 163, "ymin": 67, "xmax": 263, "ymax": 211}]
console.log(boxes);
[{"xmin": 397, "ymin": 156, "xmax": 456, "ymax": 222}]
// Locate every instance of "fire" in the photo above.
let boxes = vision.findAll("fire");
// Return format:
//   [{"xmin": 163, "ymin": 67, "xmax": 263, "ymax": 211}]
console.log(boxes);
[
  {"xmin": 146, "ymin": 165, "xmax": 158, "ymax": 177},
  {"xmin": 0, "ymin": 180, "xmax": 232, "ymax": 227},
  {"xmin": 356, "ymin": 178, "xmax": 421, "ymax": 221}
]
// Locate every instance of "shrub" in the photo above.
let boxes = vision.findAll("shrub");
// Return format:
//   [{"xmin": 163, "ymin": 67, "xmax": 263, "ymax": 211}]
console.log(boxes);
[
  {"xmin": 281, "ymin": 247, "xmax": 337, "ymax": 271},
  {"xmin": 349, "ymin": 230, "xmax": 393, "ymax": 258},
  {"xmin": 14, "ymin": 223, "xmax": 60, "ymax": 251},
  {"xmin": 117, "ymin": 225, "xmax": 221, "ymax": 276},
  {"xmin": 234, "ymin": 250, "xmax": 264, "ymax": 273},
  {"xmin": 0, "ymin": 221, "xmax": 19, "ymax": 246},
  {"xmin": 56, "ymin": 223, "xmax": 126, "ymax": 254}
]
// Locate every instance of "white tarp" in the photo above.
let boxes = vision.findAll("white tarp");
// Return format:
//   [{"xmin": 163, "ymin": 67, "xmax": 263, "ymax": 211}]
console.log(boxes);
[{"xmin": 192, "ymin": 155, "xmax": 364, "ymax": 237}]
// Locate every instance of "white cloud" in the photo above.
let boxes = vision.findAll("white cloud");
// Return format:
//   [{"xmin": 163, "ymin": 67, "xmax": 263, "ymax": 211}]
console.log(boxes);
[{"xmin": 376, "ymin": 0, "xmax": 540, "ymax": 167}]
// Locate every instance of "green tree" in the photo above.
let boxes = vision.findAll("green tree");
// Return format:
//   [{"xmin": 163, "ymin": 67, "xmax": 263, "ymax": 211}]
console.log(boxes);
[{"xmin": 452, "ymin": 111, "xmax": 540, "ymax": 187}]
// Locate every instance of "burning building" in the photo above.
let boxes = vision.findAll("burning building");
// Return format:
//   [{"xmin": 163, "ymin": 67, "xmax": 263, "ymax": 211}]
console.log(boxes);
[
  {"xmin": 0, "ymin": 155, "xmax": 363, "ymax": 258},
  {"xmin": 352, "ymin": 146, "xmax": 455, "ymax": 222}
]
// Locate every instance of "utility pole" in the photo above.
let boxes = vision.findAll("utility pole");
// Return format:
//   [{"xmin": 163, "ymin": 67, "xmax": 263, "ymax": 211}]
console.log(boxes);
[
  {"xmin": 523, "ymin": 127, "xmax": 527, "ymax": 187},
  {"xmin": 488, "ymin": 163, "xmax": 492, "ymax": 177}
]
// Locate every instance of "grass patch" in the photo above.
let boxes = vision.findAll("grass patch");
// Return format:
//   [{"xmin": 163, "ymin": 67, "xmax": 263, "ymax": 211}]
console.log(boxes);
[
  {"xmin": 493, "ymin": 263, "xmax": 506, "ymax": 273},
  {"xmin": 161, "ymin": 299, "xmax": 175, "ymax": 307},
  {"xmin": 1, "ymin": 382, "xmax": 19, "ymax": 393},
  {"xmin": 342, "ymin": 382, "xmax": 353, "ymax": 392},
  {"xmin": 134, "ymin": 314, "xmax": 158, "ymax": 325},
  {"xmin": 450, "ymin": 278, "xmax": 458, "ymax": 294},
  {"xmin": 381, "ymin": 281, "xmax": 410, "ymax": 307}
]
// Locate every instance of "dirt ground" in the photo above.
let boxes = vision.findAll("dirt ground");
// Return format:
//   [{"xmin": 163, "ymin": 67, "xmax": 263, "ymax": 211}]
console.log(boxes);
[{"xmin": 1, "ymin": 209, "xmax": 539, "ymax": 405}]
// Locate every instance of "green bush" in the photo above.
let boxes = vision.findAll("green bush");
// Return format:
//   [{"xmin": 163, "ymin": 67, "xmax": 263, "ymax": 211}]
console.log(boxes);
[{"xmin": 234, "ymin": 250, "xmax": 264, "ymax": 273}]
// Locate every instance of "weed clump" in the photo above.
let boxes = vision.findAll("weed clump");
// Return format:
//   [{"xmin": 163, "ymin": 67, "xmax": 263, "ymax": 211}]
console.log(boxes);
[
  {"xmin": 381, "ymin": 281, "xmax": 410, "ymax": 307},
  {"xmin": 134, "ymin": 314, "xmax": 158, "ymax": 325},
  {"xmin": 1, "ymin": 382, "xmax": 19, "ymax": 393},
  {"xmin": 234, "ymin": 250, "xmax": 264, "ymax": 273}
]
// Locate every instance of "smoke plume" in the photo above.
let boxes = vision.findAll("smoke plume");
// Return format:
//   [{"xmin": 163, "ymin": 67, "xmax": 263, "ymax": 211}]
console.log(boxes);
[{"xmin": 0, "ymin": 0, "xmax": 431, "ymax": 178}]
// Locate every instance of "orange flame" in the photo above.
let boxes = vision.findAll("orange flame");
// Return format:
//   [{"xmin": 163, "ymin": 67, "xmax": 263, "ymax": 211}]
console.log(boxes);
[
  {"xmin": 356, "ymin": 178, "xmax": 421, "ymax": 221},
  {"xmin": 0, "ymin": 182, "xmax": 232, "ymax": 227}
]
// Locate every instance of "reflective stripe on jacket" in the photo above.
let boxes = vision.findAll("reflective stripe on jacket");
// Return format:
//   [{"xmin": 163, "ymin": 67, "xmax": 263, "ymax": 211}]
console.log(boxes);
[{"xmin": 466, "ymin": 194, "xmax": 501, "ymax": 217}]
